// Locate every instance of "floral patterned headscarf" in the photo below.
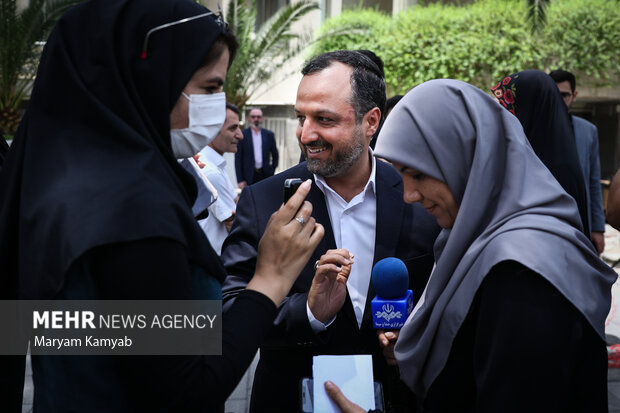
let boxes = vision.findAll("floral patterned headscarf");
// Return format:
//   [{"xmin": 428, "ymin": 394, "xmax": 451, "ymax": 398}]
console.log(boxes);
[{"xmin": 491, "ymin": 74, "xmax": 518, "ymax": 115}]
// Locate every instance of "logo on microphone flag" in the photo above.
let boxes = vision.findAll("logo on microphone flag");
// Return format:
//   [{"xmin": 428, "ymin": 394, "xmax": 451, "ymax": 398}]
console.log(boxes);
[
  {"xmin": 375, "ymin": 304, "xmax": 403, "ymax": 322},
  {"xmin": 371, "ymin": 291, "xmax": 414, "ymax": 329}
]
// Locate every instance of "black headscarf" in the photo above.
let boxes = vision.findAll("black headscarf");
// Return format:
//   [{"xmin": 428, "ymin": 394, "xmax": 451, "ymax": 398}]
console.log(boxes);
[
  {"xmin": 0, "ymin": 0, "xmax": 226, "ymax": 299},
  {"xmin": 492, "ymin": 69, "xmax": 590, "ymax": 237}
]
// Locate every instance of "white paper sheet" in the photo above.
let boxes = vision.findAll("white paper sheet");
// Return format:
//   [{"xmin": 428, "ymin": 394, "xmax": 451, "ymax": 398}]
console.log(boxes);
[{"xmin": 312, "ymin": 354, "xmax": 375, "ymax": 413}]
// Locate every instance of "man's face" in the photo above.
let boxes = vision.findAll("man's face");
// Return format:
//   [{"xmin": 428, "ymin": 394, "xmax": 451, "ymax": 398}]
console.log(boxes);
[
  {"xmin": 555, "ymin": 80, "xmax": 577, "ymax": 109},
  {"xmin": 248, "ymin": 109, "xmax": 263, "ymax": 128},
  {"xmin": 294, "ymin": 62, "xmax": 372, "ymax": 178},
  {"xmin": 209, "ymin": 109, "xmax": 243, "ymax": 155}
]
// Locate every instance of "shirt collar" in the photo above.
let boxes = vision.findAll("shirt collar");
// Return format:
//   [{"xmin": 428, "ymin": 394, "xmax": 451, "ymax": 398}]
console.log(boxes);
[
  {"xmin": 200, "ymin": 145, "xmax": 226, "ymax": 168},
  {"xmin": 314, "ymin": 148, "xmax": 377, "ymax": 200}
]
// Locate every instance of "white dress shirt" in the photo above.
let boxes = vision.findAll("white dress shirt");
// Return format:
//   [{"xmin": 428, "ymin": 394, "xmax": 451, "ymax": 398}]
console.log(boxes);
[
  {"xmin": 251, "ymin": 128, "xmax": 263, "ymax": 169},
  {"xmin": 307, "ymin": 152, "xmax": 377, "ymax": 331},
  {"xmin": 198, "ymin": 146, "xmax": 237, "ymax": 255}
]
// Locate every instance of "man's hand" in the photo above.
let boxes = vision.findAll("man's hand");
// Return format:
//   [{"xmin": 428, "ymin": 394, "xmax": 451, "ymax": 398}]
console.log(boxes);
[
  {"xmin": 591, "ymin": 231, "xmax": 605, "ymax": 255},
  {"xmin": 238, "ymin": 181, "xmax": 248, "ymax": 190},
  {"xmin": 324, "ymin": 381, "xmax": 367, "ymax": 413},
  {"xmin": 308, "ymin": 249, "xmax": 354, "ymax": 323},
  {"xmin": 377, "ymin": 330, "xmax": 399, "ymax": 366}
]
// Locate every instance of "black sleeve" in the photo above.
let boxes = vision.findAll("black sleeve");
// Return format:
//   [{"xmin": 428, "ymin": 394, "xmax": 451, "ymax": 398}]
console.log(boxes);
[
  {"xmin": 222, "ymin": 184, "xmax": 318, "ymax": 344},
  {"xmin": 87, "ymin": 238, "xmax": 277, "ymax": 410},
  {"xmin": 472, "ymin": 261, "xmax": 607, "ymax": 413}
]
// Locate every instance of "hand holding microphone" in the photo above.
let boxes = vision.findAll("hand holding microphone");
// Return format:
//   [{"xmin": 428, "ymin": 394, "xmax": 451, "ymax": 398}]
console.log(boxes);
[{"xmin": 371, "ymin": 257, "xmax": 412, "ymax": 366}]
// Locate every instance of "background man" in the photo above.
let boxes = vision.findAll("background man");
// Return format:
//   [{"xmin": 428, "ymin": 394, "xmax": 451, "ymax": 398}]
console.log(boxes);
[
  {"xmin": 198, "ymin": 103, "xmax": 243, "ymax": 255},
  {"xmin": 549, "ymin": 69, "xmax": 606, "ymax": 254},
  {"xmin": 235, "ymin": 107, "xmax": 278, "ymax": 189},
  {"xmin": 222, "ymin": 50, "xmax": 440, "ymax": 413}
]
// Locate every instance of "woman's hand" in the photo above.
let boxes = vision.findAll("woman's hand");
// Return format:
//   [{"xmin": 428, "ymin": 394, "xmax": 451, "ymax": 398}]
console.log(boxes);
[
  {"xmin": 248, "ymin": 179, "xmax": 324, "ymax": 306},
  {"xmin": 324, "ymin": 381, "xmax": 367, "ymax": 413},
  {"xmin": 308, "ymin": 249, "xmax": 354, "ymax": 323},
  {"xmin": 377, "ymin": 329, "xmax": 399, "ymax": 366}
]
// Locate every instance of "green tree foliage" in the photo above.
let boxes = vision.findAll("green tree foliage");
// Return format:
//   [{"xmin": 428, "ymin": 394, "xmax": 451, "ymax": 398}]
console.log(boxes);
[
  {"xmin": 224, "ymin": 0, "xmax": 318, "ymax": 109},
  {"xmin": 543, "ymin": 0, "xmax": 620, "ymax": 86},
  {"xmin": 311, "ymin": 0, "xmax": 620, "ymax": 95},
  {"xmin": 0, "ymin": 0, "xmax": 82, "ymax": 136},
  {"xmin": 527, "ymin": 0, "xmax": 549, "ymax": 33}
]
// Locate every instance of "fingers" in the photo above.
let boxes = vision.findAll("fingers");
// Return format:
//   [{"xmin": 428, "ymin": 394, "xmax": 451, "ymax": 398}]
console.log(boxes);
[
  {"xmin": 377, "ymin": 329, "xmax": 399, "ymax": 347},
  {"xmin": 324, "ymin": 381, "xmax": 365, "ymax": 413},
  {"xmin": 315, "ymin": 263, "xmax": 344, "ymax": 281},
  {"xmin": 280, "ymin": 179, "xmax": 312, "ymax": 221},
  {"xmin": 325, "ymin": 248, "xmax": 355, "ymax": 260},
  {"xmin": 377, "ymin": 329, "xmax": 399, "ymax": 366},
  {"xmin": 377, "ymin": 330, "xmax": 389, "ymax": 347},
  {"xmin": 385, "ymin": 330, "xmax": 399, "ymax": 341},
  {"xmin": 293, "ymin": 200, "xmax": 314, "ymax": 230},
  {"xmin": 315, "ymin": 250, "xmax": 354, "ymax": 271}
]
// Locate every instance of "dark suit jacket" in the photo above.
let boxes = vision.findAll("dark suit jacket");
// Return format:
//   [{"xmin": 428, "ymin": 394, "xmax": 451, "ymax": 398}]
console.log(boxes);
[
  {"xmin": 235, "ymin": 127, "xmax": 278, "ymax": 185},
  {"xmin": 572, "ymin": 115, "xmax": 605, "ymax": 233},
  {"xmin": 221, "ymin": 160, "xmax": 440, "ymax": 413}
]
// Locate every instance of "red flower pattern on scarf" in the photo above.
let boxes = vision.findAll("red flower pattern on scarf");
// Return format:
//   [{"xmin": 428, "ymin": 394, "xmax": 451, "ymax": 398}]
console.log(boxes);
[{"xmin": 491, "ymin": 74, "xmax": 518, "ymax": 116}]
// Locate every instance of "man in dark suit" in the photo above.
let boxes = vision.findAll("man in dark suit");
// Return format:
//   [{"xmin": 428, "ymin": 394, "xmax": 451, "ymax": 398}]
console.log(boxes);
[
  {"xmin": 235, "ymin": 108, "xmax": 278, "ymax": 189},
  {"xmin": 222, "ymin": 50, "xmax": 440, "ymax": 413}
]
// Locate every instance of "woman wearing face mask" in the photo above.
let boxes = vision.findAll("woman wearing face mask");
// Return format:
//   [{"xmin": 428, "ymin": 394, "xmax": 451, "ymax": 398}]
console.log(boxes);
[
  {"xmin": 0, "ymin": 0, "xmax": 323, "ymax": 411},
  {"xmin": 323, "ymin": 79, "xmax": 615, "ymax": 412}
]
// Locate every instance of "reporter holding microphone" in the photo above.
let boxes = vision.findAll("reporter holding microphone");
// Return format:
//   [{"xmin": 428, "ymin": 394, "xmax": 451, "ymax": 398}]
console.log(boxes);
[{"xmin": 327, "ymin": 79, "xmax": 615, "ymax": 412}]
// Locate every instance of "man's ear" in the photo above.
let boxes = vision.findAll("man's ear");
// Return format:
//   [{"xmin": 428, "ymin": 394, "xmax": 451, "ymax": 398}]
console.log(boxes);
[
  {"xmin": 573, "ymin": 90, "xmax": 578, "ymax": 102},
  {"xmin": 364, "ymin": 107, "xmax": 382, "ymax": 137}
]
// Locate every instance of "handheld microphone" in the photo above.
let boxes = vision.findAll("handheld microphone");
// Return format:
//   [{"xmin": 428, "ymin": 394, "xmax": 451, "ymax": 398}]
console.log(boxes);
[{"xmin": 371, "ymin": 257, "xmax": 413, "ymax": 329}]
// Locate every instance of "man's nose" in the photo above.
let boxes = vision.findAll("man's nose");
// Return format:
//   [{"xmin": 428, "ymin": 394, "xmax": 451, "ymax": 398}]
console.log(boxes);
[{"xmin": 298, "ymin": 119, "xmax": 318, "ymax": 144}]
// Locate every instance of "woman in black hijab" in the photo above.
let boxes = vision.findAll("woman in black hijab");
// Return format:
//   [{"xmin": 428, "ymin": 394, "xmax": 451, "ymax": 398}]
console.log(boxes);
[
  {"xmin": 0, "ymin": 0, "xmax": 323, "ymax": 411},
  {"xmin": 492, "ymin": 69, "xmax": 590, "ymax": 237}
]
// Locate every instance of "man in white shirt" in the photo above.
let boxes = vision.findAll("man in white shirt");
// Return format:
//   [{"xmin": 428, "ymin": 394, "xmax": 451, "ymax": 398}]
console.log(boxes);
[
  {"xmin": 198, "ymin": 103, "xmax": 243, "ymax": 255},
  {"xmin": 222, "ymin": 50, "xmax": 440, "ymax": 413}
]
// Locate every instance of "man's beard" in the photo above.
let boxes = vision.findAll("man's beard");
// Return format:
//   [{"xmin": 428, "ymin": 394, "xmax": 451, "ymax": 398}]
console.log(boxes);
[
  {"xmin": 253, "ymin": 121, "xmax": 261, "ymax": 128},
  {"xmin": 304, "ymin": 126, "xmax": 365, "ymax": 178}
]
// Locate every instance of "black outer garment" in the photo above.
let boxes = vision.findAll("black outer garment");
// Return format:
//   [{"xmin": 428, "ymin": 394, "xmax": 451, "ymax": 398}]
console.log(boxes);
[
  {"xmin": 495, "ymin": 70, "xmax": 590, "ymax": 237},
  {"xmin": 0, "ymin": 137, "xmax": 8, "ymax": 168},
  {"xmin": 0, "ymin": 0, "xmax": 221, "ymax": 301},
  {"xmin": 422, "ymin": 260, "xmax": 607, "ymax": 413},
  {"xmin": 30, "ymin": 238, "xmax": 277, "ymax": 412},
  {"xmin": 0, "ymin": 0, "xmax": 254, "ymax": 410}
]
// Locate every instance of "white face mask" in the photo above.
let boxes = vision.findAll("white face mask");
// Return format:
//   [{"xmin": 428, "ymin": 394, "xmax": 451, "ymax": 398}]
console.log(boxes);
[{"xmin": 170, "ymin": 91, "xmax": 226, "ymax": 158}]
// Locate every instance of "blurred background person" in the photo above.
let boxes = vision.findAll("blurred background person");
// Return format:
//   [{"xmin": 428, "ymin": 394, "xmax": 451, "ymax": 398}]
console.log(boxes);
[
  {"xmin": 371, "ymin": 94, "xmax": 403, "ymax": 151},
  {"xmin": 198, "ymin": 102, "xmax": 243, "ymax": 255},
  {"xmin": 549, "ymin": 69, "xmax": 605, "ymax": 254},
  {"xmin": 492, "ymin": 69, "xmax": 590, "ymax": 238},
  {"xmin": 385, "ymin": 95, "xmax": 403, "ymax": 119},
  {"xmin": 235, "ymin": 107, "xmax": 278, "ymax": 189},
  {"xmin": 606, "ymin": 168, "xmax": 620, "ymax": 230}
]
